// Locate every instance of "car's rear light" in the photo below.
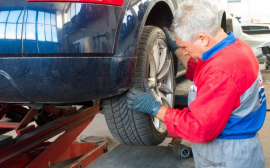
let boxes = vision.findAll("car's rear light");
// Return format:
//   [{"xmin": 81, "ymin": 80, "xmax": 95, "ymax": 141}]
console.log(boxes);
[{"xmin": 27, "ymin": 0, "xmax": 124, "ymax": 6}]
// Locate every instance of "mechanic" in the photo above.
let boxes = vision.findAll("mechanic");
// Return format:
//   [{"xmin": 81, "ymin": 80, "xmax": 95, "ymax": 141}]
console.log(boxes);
[{"xmin": 126, "ymin": 2, "xmax": 266, "ymax": 168}]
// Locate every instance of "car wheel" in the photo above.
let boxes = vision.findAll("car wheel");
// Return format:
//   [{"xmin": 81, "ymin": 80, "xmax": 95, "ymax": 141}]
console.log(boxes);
[{"xmin": 103, "ymin": 26, "xmax": 175, "ymax": 146}]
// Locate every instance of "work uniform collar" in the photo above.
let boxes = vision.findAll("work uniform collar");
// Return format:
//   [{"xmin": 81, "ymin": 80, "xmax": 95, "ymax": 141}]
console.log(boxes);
[{"xmin": 202, "ymin": 32, "xmax": 236, "ymax": 61}]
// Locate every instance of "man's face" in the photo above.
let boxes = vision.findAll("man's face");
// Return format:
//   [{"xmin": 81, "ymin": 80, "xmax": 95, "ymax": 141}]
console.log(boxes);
[{"xmin": 175, "ymin": 36, "xmax": 207, "ymax": 60}]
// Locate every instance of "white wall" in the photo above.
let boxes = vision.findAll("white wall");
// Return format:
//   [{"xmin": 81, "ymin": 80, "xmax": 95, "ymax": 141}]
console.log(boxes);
[{"xmin": 227, "ymin": 0, "xmax": 270, "ymax": 23}]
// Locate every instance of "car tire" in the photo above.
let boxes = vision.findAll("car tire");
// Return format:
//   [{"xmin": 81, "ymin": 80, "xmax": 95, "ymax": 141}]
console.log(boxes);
[{"xmin": 103, "ymin": 26, "xmax": 175, "ymax": 146}]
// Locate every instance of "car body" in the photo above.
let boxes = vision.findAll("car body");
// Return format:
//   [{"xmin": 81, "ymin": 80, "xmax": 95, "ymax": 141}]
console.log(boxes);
[
  {"xmin": 240, "ymin": 23, "xmax": 270, "ymax": 68},
  {"xmin": 1, "ymin": 0, "xmax": 226, "ymax": 146},
  {"xmin": 0, "ymin": 0, "xmax": 226, "ymax": 104},
  {"xmin": 241, "ymin": 23, "xmax": 270, "ymax": 41},
  {"xmin": 227, "ymin": 17, "xmax": 270, "ymax": 65}
]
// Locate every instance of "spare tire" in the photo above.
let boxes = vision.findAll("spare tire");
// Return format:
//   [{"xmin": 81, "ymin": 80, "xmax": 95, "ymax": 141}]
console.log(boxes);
[{"xmin": 103, "ymin": 26, "xmax": 175, "ymax": 146}]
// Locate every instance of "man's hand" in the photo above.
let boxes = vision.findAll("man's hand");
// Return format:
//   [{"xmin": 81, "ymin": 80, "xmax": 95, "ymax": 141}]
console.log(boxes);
[
  {"xmin": 163, "ymin": 27, "xmax": 179, "ymax": 54},
  {"xmin": 126, "ymin": 80, "xmax": 162, "ymax": 117}
]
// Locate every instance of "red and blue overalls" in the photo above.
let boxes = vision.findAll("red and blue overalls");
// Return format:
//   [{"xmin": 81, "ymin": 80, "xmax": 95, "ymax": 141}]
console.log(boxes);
[{"xmin": 165, "ymin": 33, "xmax": 266, "ymax": 168}]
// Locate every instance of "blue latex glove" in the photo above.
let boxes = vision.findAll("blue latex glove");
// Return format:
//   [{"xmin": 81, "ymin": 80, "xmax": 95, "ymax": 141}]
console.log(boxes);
[
  {"xmin": 126, "ymin": 80, "xmax": 162, "ymax": 117},
  {"xmin": 163, "ymin": 27, "xmax": 179, "ymax": 54}
]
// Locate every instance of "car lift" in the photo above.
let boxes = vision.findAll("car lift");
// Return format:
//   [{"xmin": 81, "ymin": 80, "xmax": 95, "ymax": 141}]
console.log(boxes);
[
  {"xmin": 0, "ymin": 104, "xmax": 110, "ymax": 168},
  {"xmin": 0, "ymin": 95, "xmax": 189, "ymax": 168}
]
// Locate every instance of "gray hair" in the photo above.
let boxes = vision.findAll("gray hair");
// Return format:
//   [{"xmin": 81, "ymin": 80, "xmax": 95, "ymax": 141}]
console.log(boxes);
[{"xmin": 172, "ymin": 1, "xmax": 219, "ymax": 42}]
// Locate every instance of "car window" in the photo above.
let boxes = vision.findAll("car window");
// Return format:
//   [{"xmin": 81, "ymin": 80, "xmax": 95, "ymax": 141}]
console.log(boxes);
[{"xmin": 242, "ymin": 25, "xmax": 270, "ymax": 31}]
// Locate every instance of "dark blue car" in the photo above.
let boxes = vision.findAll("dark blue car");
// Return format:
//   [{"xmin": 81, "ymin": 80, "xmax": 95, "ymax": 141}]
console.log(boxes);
[{"xmin": 0, "ymin": 0, "xmax": 226, "ymax": 145}]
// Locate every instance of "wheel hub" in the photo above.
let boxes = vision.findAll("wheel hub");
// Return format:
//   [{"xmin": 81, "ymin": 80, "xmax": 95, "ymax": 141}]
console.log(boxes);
[{"xmin": 147, "ymin": 38, "xmax": 174, "ymax": 133}]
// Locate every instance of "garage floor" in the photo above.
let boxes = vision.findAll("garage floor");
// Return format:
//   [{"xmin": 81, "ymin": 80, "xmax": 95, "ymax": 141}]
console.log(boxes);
[{"xmin": 91, "ymin": 144, "xmax": 195, "ymax": 168}]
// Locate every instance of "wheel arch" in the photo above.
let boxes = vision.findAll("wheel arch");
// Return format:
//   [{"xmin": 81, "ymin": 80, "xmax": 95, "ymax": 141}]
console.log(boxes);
[
  {"xmin": 135, "ymin": 0, "xmax": 175, "ymax": 49},
  {"xmin": 145, "ymin": 1, "xmax": 174, "ymax": 28},
  {"xmin": 114, "ymin": 0, "xmax": 175, "ymax": 57}
]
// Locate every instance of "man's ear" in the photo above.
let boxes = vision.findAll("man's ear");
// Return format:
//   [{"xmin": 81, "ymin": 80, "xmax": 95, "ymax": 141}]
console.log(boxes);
[{"xmin": 197, "ymin": 33, "xmax": 209, "ymax": 47}]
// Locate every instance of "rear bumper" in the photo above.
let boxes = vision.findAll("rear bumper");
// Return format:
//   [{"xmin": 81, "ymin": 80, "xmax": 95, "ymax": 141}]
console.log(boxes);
[{"xmin": 0, "ymin": 57, "xmax": 135, "ymax": 103}]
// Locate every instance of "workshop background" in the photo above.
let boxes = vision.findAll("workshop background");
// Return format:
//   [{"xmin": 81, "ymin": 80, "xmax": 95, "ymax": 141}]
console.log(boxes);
[{"xmin": 1, "ymin": 0, "xmax": 270, "ymax": 167}]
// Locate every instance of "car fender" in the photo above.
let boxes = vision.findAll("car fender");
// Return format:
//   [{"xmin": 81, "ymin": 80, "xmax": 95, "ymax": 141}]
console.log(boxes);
[{"xmin": 115, "ymin": 0, "xmax": 175, "ymax": 58}]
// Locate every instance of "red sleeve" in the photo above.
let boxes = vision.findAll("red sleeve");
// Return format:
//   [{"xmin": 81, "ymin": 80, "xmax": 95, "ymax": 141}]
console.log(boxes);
[
  {"xmin": 164, "ymin": 70, "xmax": 240, "ymax": 143},
  {"xmin": 185, "ymin": 57, "xmax": 198, "ymax": 81}
]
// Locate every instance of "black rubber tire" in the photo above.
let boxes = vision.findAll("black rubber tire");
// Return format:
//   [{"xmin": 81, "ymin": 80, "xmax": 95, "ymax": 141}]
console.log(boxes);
[{"xmin": 103, "ymin": 26, "xmax": 175, "ymax": 146}]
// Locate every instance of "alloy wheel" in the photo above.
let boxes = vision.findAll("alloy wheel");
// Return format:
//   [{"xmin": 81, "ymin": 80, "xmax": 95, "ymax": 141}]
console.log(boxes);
[{"xmin": 147, "ymin": 38, "xmax": 174, "ymax": 133}]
